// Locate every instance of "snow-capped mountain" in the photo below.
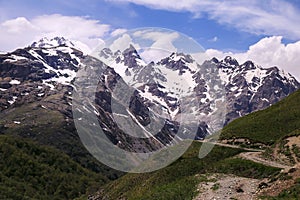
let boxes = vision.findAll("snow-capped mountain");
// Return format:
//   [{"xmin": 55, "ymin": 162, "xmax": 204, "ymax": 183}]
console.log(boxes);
[
  {"xmin": 31, "ymin": 37, "xmax": 91, "ymax": 54},
  {"xmin": 0, "ymin": 37, "xmax": 299, "ymax": 147},
  {"xmin": 97, "ymin": 45, "xmax": 300, "ymax": 126},
  {"xmin": 31, "ymin": 37, "xmax": 76, "ymax": 48},
  {"xmin": 0, "ymin": 37, "xmax": 84, "ymax": 113},
  {"xmin": 211, "ymin": 56, "xmax": 299, "ymax": 123},
  {"xmin": 1, "ymin": 43, "xmax": 82, "ymax": 85}
]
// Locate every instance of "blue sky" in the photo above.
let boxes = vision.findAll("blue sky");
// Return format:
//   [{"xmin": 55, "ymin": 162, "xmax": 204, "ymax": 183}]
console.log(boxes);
[
  {"xmin": 1, "ymin": 0, "xmax": 299, "ymax": 51},
  {"xmin": 0, "ymin": 0, "xmax": 300, "ymax": 78}
]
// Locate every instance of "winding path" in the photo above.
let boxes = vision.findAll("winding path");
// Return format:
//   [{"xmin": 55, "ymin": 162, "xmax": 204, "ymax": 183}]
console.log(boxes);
[
  {"xmin": 237, "ymin": 151, "xmax": 290, "ymax": 169},
  {"xmin": 198, "ymin": 140, "xmax": 291, "ymax": 169}
]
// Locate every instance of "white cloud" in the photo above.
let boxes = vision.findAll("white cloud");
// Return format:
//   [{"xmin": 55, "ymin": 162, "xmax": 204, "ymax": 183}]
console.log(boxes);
[
  {"xmin": 205, "ymin": 36, "xmax": 300, "ymax": 80},
  {"xmin": 134, "ymin": 31, "xmax": 179, "ymax": 52},
  {"xmin": 191, "ymin": 51, "xmax": 210, "ymax": 65},
  {"xmin": 111, "ymin": 28, "xmax": 128, "ymax": 37},
  {"xmin": 140, "ymin": 48, "xmax": 170, "ymax": 63},
  {"xmin": 109, "ymin": 33, "xmax": 140, "ymax": 52},
  {"xmin": 0, "ymin": 14, "xmax": 111, "ymax": 52},
  {"xmin": 141, "ymin": 31, "xmax": 179, "ymax": 52},
  {"xmin": 133, "ymin": 30, "xmax": 179, "ymax": 62},
  {"xmin": 2, "ymin": 17, "xmax": 37, "ymax": 33},
  {"xmin": 0, "ymin": 17, "xmax": 39, "ymax": 51},
  {"xmin": 108, "ymin": 0, "xmax": 300, "ymax": 40}
]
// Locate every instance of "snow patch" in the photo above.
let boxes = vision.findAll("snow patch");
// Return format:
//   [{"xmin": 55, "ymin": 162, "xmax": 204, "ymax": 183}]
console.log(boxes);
[
  {"xmin": 9, "ymin": 80, "xmax": 21, "ymax": 85},
  {"xmin": 42, "ymin": 81, "xmax": 55, "ymax": 90},
  {"xmin": 261, "ymin": 98, "xmax": 269, "ymax": 102},
  {"xmin": 218, "ymin": 68, "xmax": 230, "ymax": 84},
  {"xmin": 8, "ymin": 96, "xmax": 17, "ymax": 104},
  {"xmin": 41, "ymin": 105, "xmax": 47, "ymax": 109}
]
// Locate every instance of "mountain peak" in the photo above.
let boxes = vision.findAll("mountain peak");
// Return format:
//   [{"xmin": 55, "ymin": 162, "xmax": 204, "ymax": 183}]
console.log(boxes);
[
  {"xmin": 30, "ymin": 37, "xmax": 91, "ymax": 54},
  {"xmin": 222, "ymin": 56, "xmax": 239, "ymax": 66},
  {"xmin": 99, "ymin": 48, "xmax": 113, "ymax": 59},
  {"xmin": 31, "ymin": 37, "xmax": 74, "ymax": 48},
  {"xmin": 128, "ymin": 44, "xmax": 137, "ymax": 50},
  {"xmin": 241, "ymin": 60, "xmax": 256, "ymax": 70},
  {"xmin": 169, "ymin": 52, "xmax": 194, "ymax": 63},
  {"xmin": 210, "ymin": 57, "xmax": 219, "ymax": 63},
  {"xmin": 123, "ymin": 44, "xmax": 139, "ymax": 57}
]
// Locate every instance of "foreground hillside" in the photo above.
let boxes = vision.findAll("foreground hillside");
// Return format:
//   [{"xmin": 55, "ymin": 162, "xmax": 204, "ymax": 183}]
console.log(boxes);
[{"xmin": 0, "ymin": 135, "xmax": 108, "ymax": 200}]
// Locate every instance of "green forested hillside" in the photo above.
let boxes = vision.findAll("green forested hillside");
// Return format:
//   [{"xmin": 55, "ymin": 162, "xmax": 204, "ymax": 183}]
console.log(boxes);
[{"xmin": 0, "ymin": 135, "xmax": 107, "ymax": 200}]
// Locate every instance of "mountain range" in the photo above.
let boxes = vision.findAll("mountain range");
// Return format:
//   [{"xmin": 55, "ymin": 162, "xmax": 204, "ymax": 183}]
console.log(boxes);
[{"xmin": 0, "ymin": 37, "xmax": 299, "ymax": 144}]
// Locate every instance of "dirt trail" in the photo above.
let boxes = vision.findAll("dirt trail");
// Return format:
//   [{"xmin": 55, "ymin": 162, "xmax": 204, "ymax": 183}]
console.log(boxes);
[
  {"xmin": 199, "ymin": 140, "xmax": 290, "ymax": 169},
  {"xmin": 237, "ymin": 151, "xmax": 291, "ymax": 169},
  {"xmin": 198, "ymin": 140, "xmax": 264, "ymax": 152}
]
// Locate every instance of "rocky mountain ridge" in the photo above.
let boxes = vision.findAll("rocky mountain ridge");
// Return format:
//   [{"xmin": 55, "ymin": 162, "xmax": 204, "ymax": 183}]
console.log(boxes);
[
  {"xmin": 0, "ymin": 37, "xmax": 299, "ymax": 145},
  {"xmin": 97, "ymin": 44, "xmax": 300, "ymax": 126}
]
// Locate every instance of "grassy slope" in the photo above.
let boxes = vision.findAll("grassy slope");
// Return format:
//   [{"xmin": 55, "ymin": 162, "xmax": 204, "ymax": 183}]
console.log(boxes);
[
  {"xmin": 0, "ymin": 135, "xmax": 108, "ymax": 200},
  {"xmin": 220, "ymin": 89, "xmax": 300, "ymax": 144},
  {"xmin": 99, "ymin": 142, "xmax": 280, "ymax": 200}
]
